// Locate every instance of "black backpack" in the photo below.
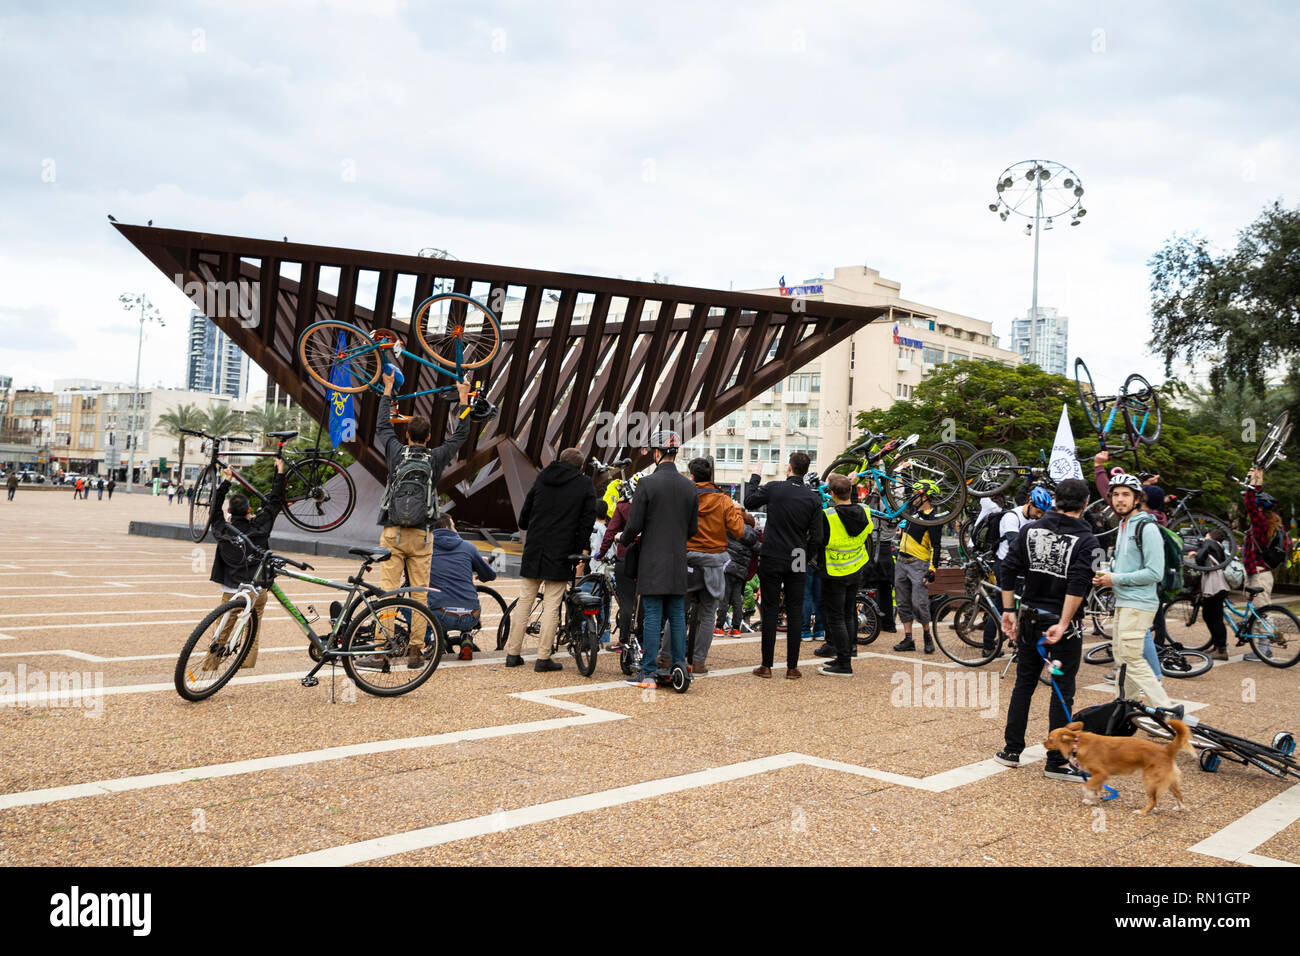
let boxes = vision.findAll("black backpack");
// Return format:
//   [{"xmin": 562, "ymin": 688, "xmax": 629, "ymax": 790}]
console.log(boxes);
[
  {"xmin": 1261, "ymin": 526, "xmax": 1289, "ymax": 570},
  {"xmin": 383, "ymin": 446, "xmax": 436, "ymax": 528},
  {"xmin": 971, "ymin": 507, "xmax": 1014, "ymax": 555}
]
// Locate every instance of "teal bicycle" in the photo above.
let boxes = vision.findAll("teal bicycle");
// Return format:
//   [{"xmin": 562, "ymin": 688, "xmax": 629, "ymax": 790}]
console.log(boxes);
[
  {"xmin": 819, "ymin": 430, "xmax": 967, "ymax": 527},
  {"xmin": 297, "ymin": 292, "xmax": 502, "ymax": 416},
  {"xmin": 1162, "ymin": 585, "xmax": 1300, "ymax": 668}
]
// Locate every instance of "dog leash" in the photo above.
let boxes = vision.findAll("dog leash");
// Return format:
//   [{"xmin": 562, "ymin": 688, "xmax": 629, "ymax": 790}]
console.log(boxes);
[{"xmin": 1036, "ymin": 631, "xmax": 1119, "ymax": 802}]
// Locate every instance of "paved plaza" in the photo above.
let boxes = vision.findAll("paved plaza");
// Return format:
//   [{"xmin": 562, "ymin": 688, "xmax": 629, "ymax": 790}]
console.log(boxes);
[{"xmin": 1, "ymin": 490, "xmax": 1297, "ymax": 867}]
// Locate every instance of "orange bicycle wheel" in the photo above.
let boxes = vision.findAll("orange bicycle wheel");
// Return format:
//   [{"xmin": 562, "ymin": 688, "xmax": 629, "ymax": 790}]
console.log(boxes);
[
  {"xmin": 412, "ymin": 292, "xmax": 501, "ymax": 370},
  {"xmin": 298, "ymin": 320, "xmax": 383, "ymax": 394}
]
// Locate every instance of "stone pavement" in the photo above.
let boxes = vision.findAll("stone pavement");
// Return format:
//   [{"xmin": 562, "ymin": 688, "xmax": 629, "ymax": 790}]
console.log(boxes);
[{"xmin": 1, "ymin": 492, "xmax": 1297, "ymax": 866}]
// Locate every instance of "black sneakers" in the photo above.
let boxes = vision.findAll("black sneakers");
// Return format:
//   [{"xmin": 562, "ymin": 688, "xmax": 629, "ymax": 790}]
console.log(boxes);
[
  {"xmin": 923, "ymin": 633, "xmax": 935, "ymax": 654},
  {"xmin": 1043, "ymin": 764, "xmax": 1086, "ymax": 782},
  {"xmin": 993, "ymin": 750, "xmax": 1021, "ymax": 768},
  {"xmin": 819, "ymin": 662, "xmax": 853, "ymax": 677},
  {"xmin": 535, "ymin": 658, "xmax": 562, "ymax": 673},
  {"xmin": 814, "ymin": 644, "xmax": 836, "ymax": 658},
  {"xmin": 504, "ymin": 655, "xmax": 525, "ymax": 667},
  {"xmin": 893, "ymin": 637, "xmax": 915, "ymax": 652}
]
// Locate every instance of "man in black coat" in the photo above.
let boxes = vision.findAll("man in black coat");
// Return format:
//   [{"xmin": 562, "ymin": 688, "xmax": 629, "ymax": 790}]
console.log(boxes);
[
  {"xmin": 744, "ymin": 451, "xmax": 823, "ymax": 679},
  {"xmin": 619, "ymin": 430, "xmax": 698, "ymax": 686},
  {"xmin": 504, "ymin": 447, "xmax": 597, "ymax": 672}
]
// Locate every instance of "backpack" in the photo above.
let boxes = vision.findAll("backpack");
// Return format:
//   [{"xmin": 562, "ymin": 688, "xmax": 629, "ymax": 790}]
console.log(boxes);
[
  {"xmin": 971, "ymin": 507, "xmax": 1014, "ymax": 555},
  {"xmin": 1261, "ymin": 526, "xmax": 1289, "ymax": 570},
  {"xmin": 1132, "ymin": 515, "xmax": 1185, "ymax": 602},
  {"xmin": 383, "ymin": 445, "xmax": 436, "ymax": 528}
]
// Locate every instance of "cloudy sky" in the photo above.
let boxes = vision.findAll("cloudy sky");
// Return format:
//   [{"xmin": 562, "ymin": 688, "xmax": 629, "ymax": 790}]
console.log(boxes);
[{"xmin": 2, "ymin": 0, "xmax": 1297, "ymax": 397}]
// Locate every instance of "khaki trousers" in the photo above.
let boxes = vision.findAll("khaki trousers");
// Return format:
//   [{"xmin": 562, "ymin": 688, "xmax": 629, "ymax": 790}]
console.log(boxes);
[
  {"xmin": 1114, "ymin": 606, "xmax": 1172, "ymax": 708},
  {"xmin": 1245, "ymin": 570, "xmax": 1274, "ymax": 608},
  {"xmin": 203, "ymin": 588, "xmax": 270, "ymax": 671},
  {"xmin": 505, "ymin": 579, "xmax": 566, "ymax": 660},
  {"xmin": 378, "ymin": 526, "xmax": 433, "ymax": 647}
]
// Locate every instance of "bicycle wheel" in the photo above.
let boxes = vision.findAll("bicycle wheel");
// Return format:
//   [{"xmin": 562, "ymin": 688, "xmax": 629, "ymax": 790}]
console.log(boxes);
[
  {"xmin": 1253, "ymin": 411, "xmax": 1290, "ymax": 470},
  {"xmin": 1082, "ymin": 498, "xmax": 1118, "ymax": 539},
  {"xmin": 1083, "ymin": 642, "xmax": 1114, "ymax": 665},
  {"xmin": 476, "ymin": 586, "xmax": 509, "ymax": 651},
  {"xmin": 341, "ymin": 596, "xmax": 446, "ymax": 696},
  {"xmin": 298, "ymin": 320, "xmax": 383, "ymax": 394},
  {"xmin": 1162, "ymin": 595, "xmax": 1211, "ymax": 650},
  {"xmin": 933, "ymin": 596, "xmax": 999, "ymax": 666},
  {"xmin": 1075, "ymin": 358, "xmax": 1103, "ymax": 431},
  {"xmin": 572, "ymin": 613, "xmax": 599, "ymax": 677},
  {"xmin": 189, "ymin": 463, "xmax": 217, "ymax": 542},
  {"xmin": 882, "ymin": 449, "xmax": 965, "ymax": 526},
  {"xmin": 930, "ymin": 442, "xmax": 968, "ymax": 466},
  {"xmin": 1088, "ymin": 586, "xmax": 1116, "ymax": 638},
  {"xmin": 855, "ymin": 594, "xmax": 880, "ymax": 645},
  {"xmin": 1158, "ymin": 647, "xmax": 1212, "ymax": 678},
  {"xmin": 1169, "ymin": 512, "xmax": 1235, "ymax": 572},
  {"xmin": 282, "ymin": 455, "xmax": 356, "ymax": 533},
  {"xmin": 1243, "ymin": 604, "xmax": 1300, "ymax": 668},
  {"xmin": 964, "ymin": 448, "xmax": 1018, "ymax": 498},
  {"xmin": 174, "ymin": 598, "xmax": 259, "ymax": 701},
  {"xmin": 1122, "ymin": 373, "xmax": 1161, "ymax": 444},
  {"xmin": 497, "ymin": 598, "xmax": 517, "ymax": 650},
  {"xmin": 412, "ymin": 292, "xmax": 502, "ymax": 370}
]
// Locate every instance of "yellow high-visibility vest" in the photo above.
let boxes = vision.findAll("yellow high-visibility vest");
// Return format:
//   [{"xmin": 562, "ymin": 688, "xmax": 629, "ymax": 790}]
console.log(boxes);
[{"xmin": 824, "ymin": 505, "xmax": 873, "ymax": 576}]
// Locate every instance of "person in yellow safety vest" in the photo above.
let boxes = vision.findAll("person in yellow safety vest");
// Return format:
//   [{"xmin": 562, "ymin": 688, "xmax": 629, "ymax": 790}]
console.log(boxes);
[
  {"xmin": 814, "ymin": 472, "xmax": 874, "ymax": 676},
  {"xmin": 892, "ymin": 478, "xmax": 942, "ymax": 655}
]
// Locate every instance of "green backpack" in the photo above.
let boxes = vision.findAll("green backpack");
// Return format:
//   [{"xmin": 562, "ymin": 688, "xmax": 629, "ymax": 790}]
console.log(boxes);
[{"xmin": 1133, "ymin": 515, "xmax": 1185, "ymax": 602}]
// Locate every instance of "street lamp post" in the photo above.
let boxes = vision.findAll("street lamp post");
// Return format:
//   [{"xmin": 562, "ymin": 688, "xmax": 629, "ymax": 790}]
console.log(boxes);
[
  {"xmin": 988, "ymin": 160, "xmax": 1086, "ymax": 369},
  {"xmin": 118, "ymin": 293, "xmax": 164, "ymax": 492}
]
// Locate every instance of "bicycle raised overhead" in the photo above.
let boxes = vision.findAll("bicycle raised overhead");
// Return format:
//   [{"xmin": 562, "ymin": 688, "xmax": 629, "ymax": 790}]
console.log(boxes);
[
  {"xmin": 174, "ymin": 530, "xmax": 447, "ymax": 701},
  {"xmin": 185, "ymin": 427, "xmax": 355, "ymax": 543},
  {"xmin": 820, "ymin": 430, "xmax": 969, "ymax": 527}
]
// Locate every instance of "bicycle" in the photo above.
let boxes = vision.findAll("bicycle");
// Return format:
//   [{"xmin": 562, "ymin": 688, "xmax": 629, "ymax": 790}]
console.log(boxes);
[
  {"xmin": 434, "ymin": 584, "xmax": 511, "ymax": 659},
  {"xmin": 820, "ymin": 430, "xmax": 968, "ymax": 527},
  {"xmin": 1082, "ymin": 638, "xmax": 1213, "ymax": 678},
  {"xmin": 185, "ymin": 426, "xmax": 356, "ymax": 543},
  {"xmin": 1081, "ymin": 483, "xmax": 1236, "ymax": 572},
  {"xmin": 1160, "ymin": 584, "xmax": 1300, "ymax": 667},
  {"xmin": 1250, "ymin": 409, "xmax": 1291, "ymax": 472},
  {"xmin": 1074, "ymin": 357, "xmax": 1162, "ymax": 470},
  {"xmin": 297, "ymin": 292, "xmax": 501, "ymax": 415},
  {"xmin": 502, "ymin": 555, "xmax": 606, "ymax": 677},
  {"xmin": 174, "ymin": 532, "xmax": 447, "ymax": 701}
]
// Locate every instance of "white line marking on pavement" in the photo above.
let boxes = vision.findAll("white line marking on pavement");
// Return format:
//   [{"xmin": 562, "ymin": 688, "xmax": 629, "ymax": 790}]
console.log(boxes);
[{"xmin": 1190, "ymin": 784, "xmax": 1300, "ymax": 867}]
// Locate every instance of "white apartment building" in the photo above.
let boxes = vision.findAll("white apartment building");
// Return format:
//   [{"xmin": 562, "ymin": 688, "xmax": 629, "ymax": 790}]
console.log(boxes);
[{"xmin": 1008, "ymin": 306, "xmax": 1069, "ymax": 375}]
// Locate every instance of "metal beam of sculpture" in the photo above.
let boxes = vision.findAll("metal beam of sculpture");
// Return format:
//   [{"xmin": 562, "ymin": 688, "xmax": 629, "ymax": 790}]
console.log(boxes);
[{"xmin": 113, "ymin": 224, "xmax": 890, "ymax": 528}]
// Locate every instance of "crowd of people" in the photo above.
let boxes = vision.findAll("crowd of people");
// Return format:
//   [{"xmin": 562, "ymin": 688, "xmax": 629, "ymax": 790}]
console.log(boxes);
[{"xmin": 199, "ymin": 384, "xmax": 1293, "ymax": 776}]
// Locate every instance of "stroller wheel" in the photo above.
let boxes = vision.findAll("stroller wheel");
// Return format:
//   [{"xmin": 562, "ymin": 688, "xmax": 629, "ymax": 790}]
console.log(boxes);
[
  {"xmin": 1199, "ymin": 750, "xmax": 1221, "ymax": 773},
  {"xmin": 1272, "ymin": 732, "xmax": 1296, "ymax": 756}
]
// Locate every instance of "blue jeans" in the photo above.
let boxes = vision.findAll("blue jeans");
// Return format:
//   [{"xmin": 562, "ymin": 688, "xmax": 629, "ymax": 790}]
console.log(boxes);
[
  {"xmin": 1143, "ymin": 627, "xmax": 1162, "ymax": 678},
  {"xmin": 802, "ymin": 573, "xmax": 824, "ymax": 637},
  {"xmin": 640, "ymin": 595, "xmax": 686, "ymax": 679},
  {"xmin": 432, "ymin": 608, "xmax": 479, "ymax": 645}
]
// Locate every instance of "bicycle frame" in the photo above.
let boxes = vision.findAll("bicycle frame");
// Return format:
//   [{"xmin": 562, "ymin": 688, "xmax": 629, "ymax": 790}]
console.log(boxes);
[{"xmin": 334, "ymin": 334, "xmax": 465, "ymax": 404}]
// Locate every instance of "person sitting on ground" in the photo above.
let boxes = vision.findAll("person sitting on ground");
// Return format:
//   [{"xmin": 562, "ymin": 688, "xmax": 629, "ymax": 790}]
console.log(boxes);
[
  {"xmin": 204, "ymin": 457, "xmax": 286, "ymax": 671},
  {"xmin": 376, "ymin": 371, "xmax": 473, "ymax": 668},
  {"xmin": 717, "ymin": 511, "xmax": 760, "ymax": 638},
  {"xmin": 813, "ymin": 473, "xmax": 874, "ymax": 676},
  {"xmin": 504, "ymin": 447, "xmax": 597, "ymax": 672},
  {"xmin": 685, "ymin": 457, "xmax": 744, "ymax": 674},
  {"xmin": 892, "ymin": 481, "xmax": 942, "ymax": 655},
  {"xmin": 427, "ymin": 514, "xmax": 498, "ymax": 660}
]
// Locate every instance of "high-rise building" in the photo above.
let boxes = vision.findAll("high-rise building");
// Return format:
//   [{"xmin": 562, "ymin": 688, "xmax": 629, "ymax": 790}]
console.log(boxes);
[
  {"xmin": 186, "ymin": 310, "xmax": 249, "ymax": 401},
  {"xmin": 1008, "ymin": 307, "xmax": 1068, "ymax": 375}
]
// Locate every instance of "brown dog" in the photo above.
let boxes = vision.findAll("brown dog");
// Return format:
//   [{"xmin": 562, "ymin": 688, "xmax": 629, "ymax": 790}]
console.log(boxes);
[{"xmin": 1043, "ymin": 720, "xmax": 1191, "ymax": 814}]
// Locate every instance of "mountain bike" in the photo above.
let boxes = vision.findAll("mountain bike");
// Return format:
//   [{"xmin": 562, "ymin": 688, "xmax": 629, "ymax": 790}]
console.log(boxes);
[
  {"xmin": 1251, "ymin": 409, "xmax": 1292, "ymax": 472},
  {"xmin": 1161, "ymin": 584, "xmax": 1300, "ymax": 667},
  {"xmin": 821, "ymin": 430, "xmax": 967, "ymax": 527},
  {"xmin": 174, "ymin": 532, "xmax": 446, "ymax": 701},
  {"xmin": 1081, "ymin": 485, "xmax": 1235, "ymax": 571},
  {"xmin": 1082, "ymin": 635, "xmax": 1213, "ymax": 677},
  {"xmin": 1074, "ymin": 357, "xmax": 1161, "ymax": 469},
  {"xmin": 297, "ymin": 292, "xmax": 501, "ymax": 417},
  {"xmin": 185, "ymin": 427, "xmax": 355, "ymax": 542},
  {"xmin": 502, "ymin": 555, "xmax": 606, "ymax": 676}
]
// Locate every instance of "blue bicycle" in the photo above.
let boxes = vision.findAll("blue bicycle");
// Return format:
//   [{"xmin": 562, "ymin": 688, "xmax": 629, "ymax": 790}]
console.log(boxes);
[
  {"xmin": 819, "ymin": 430, "xmax": 967, "ymax": 527},
  {"xmin": 1074, "ymin": 357, "xmax": 1161, "ymax": 469},
  {"xmin": 297, "ymin": 292, "xmax": 501, "ymax": 416}
]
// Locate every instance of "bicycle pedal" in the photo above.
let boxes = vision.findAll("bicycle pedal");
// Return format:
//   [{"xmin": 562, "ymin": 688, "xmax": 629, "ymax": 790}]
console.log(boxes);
[{"xmin": 300, "ymin": 676, "xmax": 320, "ymax": 687}]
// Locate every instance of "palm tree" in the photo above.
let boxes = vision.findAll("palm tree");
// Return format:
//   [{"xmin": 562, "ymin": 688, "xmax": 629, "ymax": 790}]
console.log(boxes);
[
  {"xmin": 202, "ymin": 404, "xmax": 244, "ymax": 443},
  {"xmin": 245, "ymin": 403, "xmax": 309, "ymax": 450},
  {"xmin": 153, "ymin": 403, "xmax": 206, "ymax": 483}
]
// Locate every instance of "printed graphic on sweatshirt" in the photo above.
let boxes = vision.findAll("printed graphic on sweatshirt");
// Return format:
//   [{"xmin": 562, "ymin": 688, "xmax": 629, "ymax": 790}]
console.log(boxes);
[{"xmin": 1025, "ymin": 527, "xmax": 1078, "ymax": 579}]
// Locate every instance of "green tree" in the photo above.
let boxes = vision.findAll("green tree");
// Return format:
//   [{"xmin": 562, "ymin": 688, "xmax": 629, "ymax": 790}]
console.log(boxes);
[
  {"xmin": 202, "ymin": 404, "xmax": 244, "ymax": 441},
  {"xmin": 245, "ymin": 403, "xmax": 309, "ymax": 450},
  {"xmin": 152, "ymin": 403, "xmax": 205, "ymax": 483},
  {"xmin": 1149, "ymin": 200, "xmax": 1300, "ymax": 399}
]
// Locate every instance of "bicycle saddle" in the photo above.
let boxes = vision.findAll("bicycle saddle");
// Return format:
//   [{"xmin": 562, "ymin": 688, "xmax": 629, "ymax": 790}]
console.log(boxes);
[
  {"xmin": 1245, "ymin": 586, "xmax": 1265, "ymax": 596},
  {"xmin": 350, "ymin": 547, "xmax": 392, "ymax": 563},
  {"xmin": 266, "ymin": 430, "xmax": 299, "ymax": 440},
  {"xmin": 567, "ymin": 553, "xmax": 589, "ymax": 562},
  {"xmin": 850, "ymin": 433, "xmax": 880, "ymax": 455},
  {"xmin": 1175, "ymin": 487, "xmax": 1202, "ymax": 497}
]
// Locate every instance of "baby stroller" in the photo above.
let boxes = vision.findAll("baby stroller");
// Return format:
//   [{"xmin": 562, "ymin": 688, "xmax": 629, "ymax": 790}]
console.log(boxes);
[{"xmin": 1076, "ymin": 664, "xmax": 1299, "ymax": 779}]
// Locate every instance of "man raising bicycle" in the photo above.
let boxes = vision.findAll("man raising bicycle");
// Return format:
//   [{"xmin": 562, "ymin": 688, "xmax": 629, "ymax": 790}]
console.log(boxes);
[
  {"xmin": 203, "ymin": 456, "xmax": 286, "ymax": 671},
  {"xmin": 892, "ymin": 480, "xmax": 942, "ymax": 655}
]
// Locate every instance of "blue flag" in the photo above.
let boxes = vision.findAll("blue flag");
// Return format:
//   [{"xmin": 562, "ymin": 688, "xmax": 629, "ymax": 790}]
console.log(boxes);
[{"xmin": 327, "ymin": 331, "xmax": 355, "ymax": 448}]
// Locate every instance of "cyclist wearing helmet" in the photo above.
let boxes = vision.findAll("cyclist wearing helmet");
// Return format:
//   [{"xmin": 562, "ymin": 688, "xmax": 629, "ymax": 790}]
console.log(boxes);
[
  {"xmin": 1091, "ymin": 472, "xmax": 1178, "ymax": 713},
  {"xmin": 744, "ymin": 450, "xmax": 823, "ymax": 679},
  {"xmin": 892, "ymin": 479, "xmax": 943, "ymax": 655},
  {"xmin": 600, "ymin": 479, "xmax": 638, "ymax": 651},
  {"xmin": 1243, "ymin": 467, "xmax": 1285, "ymax": 609},
  {"xmin": 619, "ymin": 429, "xmax": 699, "ymax": 687}
]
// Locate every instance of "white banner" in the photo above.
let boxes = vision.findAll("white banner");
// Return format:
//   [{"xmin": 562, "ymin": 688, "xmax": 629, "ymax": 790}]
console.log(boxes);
[{"xmin": 1048, "ymin": 404, "xmax": 1085, "ymax": 483}]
